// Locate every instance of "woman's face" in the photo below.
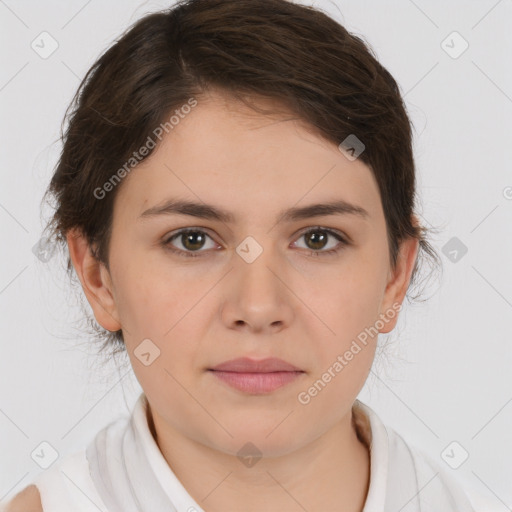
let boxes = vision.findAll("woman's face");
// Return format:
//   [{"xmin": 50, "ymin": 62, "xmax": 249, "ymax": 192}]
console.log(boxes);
[{"xmin": 72, "ymin": 90, "xmax": 417, "ymax": 457}]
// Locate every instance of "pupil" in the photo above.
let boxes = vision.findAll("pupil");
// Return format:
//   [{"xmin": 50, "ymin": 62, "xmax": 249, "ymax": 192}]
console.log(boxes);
[
  {"xmin": 183, "ymin": 232, "xmax": 204, "ymax": 251},
  {"xmin": 307, "ymin": 231, "xmax": 327, "ymax": 250}
]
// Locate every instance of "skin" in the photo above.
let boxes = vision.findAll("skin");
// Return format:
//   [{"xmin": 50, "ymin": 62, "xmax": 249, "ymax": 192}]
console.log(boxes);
[{"xmin": 65, "ymin": 89, "xmax": 419, "ymax": 512}]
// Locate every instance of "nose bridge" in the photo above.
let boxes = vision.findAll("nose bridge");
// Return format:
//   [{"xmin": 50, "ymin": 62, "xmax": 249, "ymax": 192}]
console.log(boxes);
[
  {"xmin": 224, "ymin": 232, "xmax": 294, "ymax": 329},
  {"xmin": 234, "ymin": 232, "xmax": 282, "ymax": 292}
]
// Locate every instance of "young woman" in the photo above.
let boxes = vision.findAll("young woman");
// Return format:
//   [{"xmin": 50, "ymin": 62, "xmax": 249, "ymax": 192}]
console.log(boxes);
[{"xmin": 3, "ymin": 0, "xmax": 491, "ymax": 510}]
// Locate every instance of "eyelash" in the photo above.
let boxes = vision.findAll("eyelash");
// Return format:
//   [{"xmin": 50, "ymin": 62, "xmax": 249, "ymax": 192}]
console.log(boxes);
[{"xmin": 161, "ymin": 226, "xmax": 349, "ymax": 259}]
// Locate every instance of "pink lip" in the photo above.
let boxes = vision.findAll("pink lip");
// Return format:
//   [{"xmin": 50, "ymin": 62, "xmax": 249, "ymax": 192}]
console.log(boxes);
[
  {"xmin": 210, "ymin": 357, "xmax": 302, "ymax": 373},
  {"xmin": 208, "ymin": 357, "xmax": 304, "ymax": 394}
]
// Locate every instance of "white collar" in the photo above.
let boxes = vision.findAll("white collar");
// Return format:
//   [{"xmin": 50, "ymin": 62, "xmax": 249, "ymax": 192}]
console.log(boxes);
[
  {"xmin": 87, "ymin": 392, "xmax": 475, "ymax": 511},
  {"xmin": 131, "ymin": 394, "xmax": 389, "ymax": 511}
]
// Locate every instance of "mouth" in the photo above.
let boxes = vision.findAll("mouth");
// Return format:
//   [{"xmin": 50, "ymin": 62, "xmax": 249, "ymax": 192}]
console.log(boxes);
[{"xmin": 207, "ymin": 357, "xmax": 305, "ymax": 394}]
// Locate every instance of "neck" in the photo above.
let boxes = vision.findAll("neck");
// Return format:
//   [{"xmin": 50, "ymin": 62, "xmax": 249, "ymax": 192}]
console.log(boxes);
[{"xmin": 147, "ymin": 401, "xmax": 371, "ymax": 512}]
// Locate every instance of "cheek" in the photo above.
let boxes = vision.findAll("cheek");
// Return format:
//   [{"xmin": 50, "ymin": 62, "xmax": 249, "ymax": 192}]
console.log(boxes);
[
  {"xmin": 299, "ymin": 285, "xmax": 379, "ymax": 414},
  {"xmin": 111, "ymin": 249, "xmax": 200, "ymax": 336},
  {"xmin": 114, "ymin": 259, "xmax": 209, "ymax": 377},
  {"xmin": 298, "ymin": 345, "xmax": 375, "ymax": 431},
  {"xmin": 113, "ymin": 277, "xmax": 171, "ymax": 339},
  {"xmin": 307, "ymin": 258, "xmax": 386, "ymax": 388},
  {"xmin": 312, "ymin": 293, "xmax": 379, "ymax": 390},
  {"xmin": 118, "ymin": 269, "xmax": 205, "ymax": 402},
  {"xmin": 317, "ymin": 266, "xmax": 385, "ymax": 340}
]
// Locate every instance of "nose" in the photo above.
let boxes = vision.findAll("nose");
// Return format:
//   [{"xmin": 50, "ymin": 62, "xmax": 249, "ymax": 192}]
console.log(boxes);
[{"xmin": 220, "ymin": 243, "xmax": 295, "ymax": 334}]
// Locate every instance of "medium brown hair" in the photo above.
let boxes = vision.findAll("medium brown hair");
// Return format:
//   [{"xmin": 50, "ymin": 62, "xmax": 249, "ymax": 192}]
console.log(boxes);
[{"xmin": 42, "ymin": 0, "xmax": 441, "ymax": 356}]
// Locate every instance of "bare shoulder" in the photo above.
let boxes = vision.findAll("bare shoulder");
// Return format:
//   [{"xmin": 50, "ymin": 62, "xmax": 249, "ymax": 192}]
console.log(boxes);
[{"xmin": 3, "ymin": 485, "xmax": 43, "ymax": 512}]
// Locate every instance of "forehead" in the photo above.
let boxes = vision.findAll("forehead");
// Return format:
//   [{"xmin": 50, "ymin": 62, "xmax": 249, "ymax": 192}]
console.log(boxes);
[{"xmin": 114, "ymin": 90, "xmax": 382, "ymax": 223}]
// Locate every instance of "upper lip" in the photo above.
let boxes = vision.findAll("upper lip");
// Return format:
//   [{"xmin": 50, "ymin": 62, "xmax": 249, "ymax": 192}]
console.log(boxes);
[{"xmin": 209, "ymin": 357, "xmax": 303, "ymax": 373}]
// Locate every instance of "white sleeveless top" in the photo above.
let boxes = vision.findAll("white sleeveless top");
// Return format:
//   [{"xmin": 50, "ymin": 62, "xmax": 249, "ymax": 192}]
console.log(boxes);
[{"xmin": 26, "ymin": 393, "xmax": 490, "ymax": 511}]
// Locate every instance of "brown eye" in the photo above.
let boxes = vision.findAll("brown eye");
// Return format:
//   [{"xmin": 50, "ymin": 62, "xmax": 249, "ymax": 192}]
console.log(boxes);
[
  {"xmin": 293, "ymin": 227, "xmax": 347, "ymax": 256},
  {"xmin": 180, "ymin": 231, "xmax": 207, "ymax": 251},
  {"xmin": 304, "ymin": 230, "xmax": 329, "ymax": 250},
  {"xmin": 163, "ymin": 229, "xmax": 217, "ymax": 257}
]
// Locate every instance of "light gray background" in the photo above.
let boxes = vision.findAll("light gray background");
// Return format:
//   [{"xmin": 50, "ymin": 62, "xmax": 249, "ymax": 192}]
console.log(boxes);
[{"xmin": 1, "ymin": 0, "xmax": 511, "ymax": 508}]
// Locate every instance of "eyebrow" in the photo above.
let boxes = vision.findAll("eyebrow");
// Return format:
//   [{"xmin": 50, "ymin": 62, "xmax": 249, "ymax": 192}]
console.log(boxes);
[{"xmin": 139, "ymin": 198, "xmax": 369, "ymax": 224}]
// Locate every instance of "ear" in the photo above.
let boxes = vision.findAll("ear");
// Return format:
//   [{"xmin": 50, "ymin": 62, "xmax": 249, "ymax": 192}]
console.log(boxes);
[
  {"xmin": 66, "ymin": 228, "xmax": 121, "ymax": 332},
  {"xmin": 378, "ymin": 217, "xmax": 420, "ymax": 334}
]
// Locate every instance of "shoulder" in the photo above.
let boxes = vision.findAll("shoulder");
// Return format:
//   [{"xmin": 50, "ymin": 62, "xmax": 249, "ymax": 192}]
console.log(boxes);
[
  {"xmin": 386, "ymin": 427, "xmax": 497, "ymax": 511},
  {"xmin": 3, "ymin": 485, "xmax": 43, "ymax": 512},
  {"xmin": 355, "ymin": 401, "xmax": 483, "ymax": 511},
  {"xmin": 2, "ymin": 449, "xmax": 106, "ymax": 512},
  {"xmin": 30, "ymin": 448, "xmax": 110, "ymax": 512}
]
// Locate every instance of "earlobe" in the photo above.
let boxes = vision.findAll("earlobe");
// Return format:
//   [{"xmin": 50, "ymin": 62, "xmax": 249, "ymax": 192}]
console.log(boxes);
[{"xmin": 66, "ymin": 228, "xmax": 121, "ymax": 332}]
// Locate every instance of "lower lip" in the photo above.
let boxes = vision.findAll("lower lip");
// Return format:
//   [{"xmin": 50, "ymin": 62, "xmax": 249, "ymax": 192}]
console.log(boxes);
[{"xmin": 209, "ymin": 370, "xmax": 304, "ymax": 393}]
